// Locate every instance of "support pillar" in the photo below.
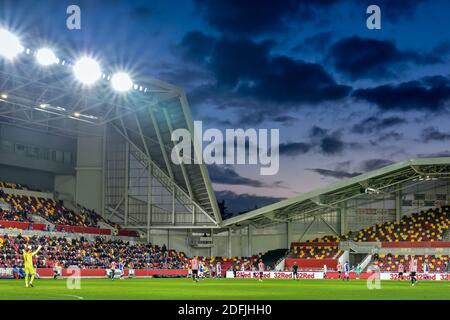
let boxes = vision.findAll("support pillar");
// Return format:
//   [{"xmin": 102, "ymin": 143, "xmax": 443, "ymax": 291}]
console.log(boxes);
[
  {"xmin": 247, "ymin": 225, "xmax": 252, "ymax": 256},
  {"xmin": 228, "ymin": 228, "xmax": 232, "ymax": 257},
  {"xmin": 339, "ymin": 201, "xmax": 347, "ymax": 236},
  {"xmin": 395, "ymin": 183, "xmax": 402, "ymax": 223},
  {"xmin": 286, "ymin": 221, "xmax": 292, "ymax": 248},
  {"xmin": 124, "ymin": 141, "xmax": 129, "ymax": 225},
  {"xmin": 146, "ymin": 165, "xmax": 152, "ymax": 243}
]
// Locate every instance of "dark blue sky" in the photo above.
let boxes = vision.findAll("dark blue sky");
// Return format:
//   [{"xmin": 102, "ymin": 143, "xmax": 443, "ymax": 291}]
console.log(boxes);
[{"xmin": 2, "ymin": 0, "xmax": 450, "ymax": 214}]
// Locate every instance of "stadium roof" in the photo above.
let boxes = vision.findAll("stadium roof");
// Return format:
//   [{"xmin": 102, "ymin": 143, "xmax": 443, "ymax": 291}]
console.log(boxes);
[
  {"xmin": 221, "ymin": 157, "xmax": 450, "ymax": 228},
  {"xmin": 0, "ymin": 51, "xmax": 221, "ymax": 225}
]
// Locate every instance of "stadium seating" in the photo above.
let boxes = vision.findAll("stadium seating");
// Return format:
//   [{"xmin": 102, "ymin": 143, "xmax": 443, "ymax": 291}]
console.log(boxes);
[
  {"xmin": 290, "ymin": 244, "xmax": 340, "ymax": 259},
  {"xmin": 288, "ymin": 205, "xmax": 450, "ymax": 260},
  {"xmin": 0, "ymin": 209, "xmax": 32, "ymax": 223},
  {"xmin": 0, "ymin": 182, "xmax": 138, "ymax": 237},
  {"xmin": 0, "ymin": 181, "xmax": 30, "ymax": 190},
  {"xmin": 195, "ymin": 255, "xmax": 263, "ymax": 275},
  {"xmin": 0, "ymin": 188, "xmax": 98, "ymax": 227},
  {"xmin": 351, "ymin": 206, "xmax": 450, "ymax": 242},
  {"xmin": 0, "ymin": 234, "xmax": 187, "ymax": 269},
  {"xmin": 372, "ymin": 253, "xmax": 450, "ymax": 273}
]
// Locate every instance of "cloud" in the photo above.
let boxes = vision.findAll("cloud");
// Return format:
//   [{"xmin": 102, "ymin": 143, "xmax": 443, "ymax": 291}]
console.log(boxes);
[
  {"xmin": 272, "ymin": 115, "xmax": 298, "ymax": 125},
  {"xmin": 194, "ymin": 0, "xmax": 340, "ymax": 36},
  {"xmin": 279, "ymin": 142, "xmax": 312, "ymax": 156},
  {"xmin": 279, "ymin": 126, "xmax": 360, "ymax": 158},
  {"xmin": 328, "ymin": 36, "xmax": 444, "ymax": 79},
  {"xmin": 420, "ymin": 127, "xmax": 450, "ymax": 142},
  {"xmin": 352, "ymin": 116, "xmax": 406, "ymax": 134},
  {"xmin": 174, "ymin": 31, "xmax": 215, "ymax": 64},
  {"xmin": 359, "ymin": 0, "xmax": 428, "ymax": 21},
  {"xmin": 292, "ymin": 31, "xmax": 334, "ymax": 53},
  {"xmin": 216, "ymin": 190, "xmax": 284, "ymax": 217},
  {"xmin": 320, "ymin": 136, "xmax": 345, "ymax": 155},
  {"xmin": 417, "ymin": 151, "xmax": 450, "ymax": 158},
  {"xmin": 378, "ymin": 131, "xmax": 404, "ymax": 141},
  {"xmin": 194, "ymin": 1, "xmax": 427, "ymax": 36},
  {"xmin": 208, "ymin": 165, "xmax": 266, "ymax": 187},
  {"xmin": 128, "ymin": 4, "xmax": 161, "ymax": 20},
  {"xmin": 309, "ymin": 126, "xmax": 328, "ymax": 138},
  {"xmin": 176, "ymin": 32, "xmax": 351, "ymax": 117},
  {"xmin": 360, "ymin": 159, "xmax": 395, "ymax": 171},
  {"xmin": 353, "ymin": 75, "xmax": 450, "ymax": 112},
  {"xmin": 308, "ymin": 168, "xmax": 361, "ymax": 179}
]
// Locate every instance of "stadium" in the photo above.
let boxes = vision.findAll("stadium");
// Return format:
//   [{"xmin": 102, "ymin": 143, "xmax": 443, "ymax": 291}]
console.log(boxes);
[{"xmin": 1, "ymin": 1, "xmax": 450, "ymax": 303}]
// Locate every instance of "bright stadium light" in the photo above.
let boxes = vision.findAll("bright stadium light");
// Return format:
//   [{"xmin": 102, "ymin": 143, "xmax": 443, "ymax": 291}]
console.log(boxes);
[
  {"xmin": 73, "ymin": 57, "xmax": 102, "ymax": 85},
  {"xmin": 36, "ymin": 48, "xmax": 59, "ymax": 66},
  {"xmin": 0, "ymin": 29, "xmax": 24, "ymax": 59},
  {"xmin": 111, "ymin": 72, "xmax": 133, "ymax": 92}
]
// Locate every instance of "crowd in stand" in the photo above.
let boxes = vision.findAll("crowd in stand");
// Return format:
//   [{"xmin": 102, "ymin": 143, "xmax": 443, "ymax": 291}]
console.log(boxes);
[
  {"xmin": 372, "ymin": 253, "xmax": 450, "ymax": 273},
  {"xmin": 0, "ymin": 190, "xmax": 97, "ymax": 227},
  {"xmin": 290, "ymin": 206, "xmax": 450, "ymax": 259},
  {"xmin": 0, "ymin": 234, "xmax": 187, "ymax": 269},
  {"xmin": 0, "ymin": 183, "xmax": 121, "ymax": 231},
  {"xmin": 0, "ymin": 182, "xmax": 30, "ymax": 190},
  {"xmin": 199, "ymin": 255, "xmax": 261, "ymax": 272},
  {"xmin": 291, "ymin": 244, "xmax": 339, "ymax": 259},
  {"xmin": 351, "ymin": 206, "xmax": 450, "ymax": 242},
  {"xmin": 0, "ymin": 208, "xmax": 32, "ymax": 223}
]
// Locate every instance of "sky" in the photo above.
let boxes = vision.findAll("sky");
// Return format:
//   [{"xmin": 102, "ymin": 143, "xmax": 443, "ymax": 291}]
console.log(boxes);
[{"xmin": 1, "ymin": 0, "xmax": 450, "ymax": 216}]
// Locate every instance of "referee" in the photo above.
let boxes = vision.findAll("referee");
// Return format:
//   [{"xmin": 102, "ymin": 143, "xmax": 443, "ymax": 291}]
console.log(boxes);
[{"xmin": 292, "ymin": 262, "xmax": 299, "ymax": 280}]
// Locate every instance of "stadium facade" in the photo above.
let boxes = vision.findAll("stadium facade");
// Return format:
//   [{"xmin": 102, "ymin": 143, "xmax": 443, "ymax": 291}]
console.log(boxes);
[{"xmin": 1, "ymin": 50, "xmax": 450, "ymax": 259}]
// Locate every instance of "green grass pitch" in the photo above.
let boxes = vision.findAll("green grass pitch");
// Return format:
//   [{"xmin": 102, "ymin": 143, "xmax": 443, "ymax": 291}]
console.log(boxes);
[{"xmin": 1, "ymin": 278, "xmax": 449, "ymax": 300}]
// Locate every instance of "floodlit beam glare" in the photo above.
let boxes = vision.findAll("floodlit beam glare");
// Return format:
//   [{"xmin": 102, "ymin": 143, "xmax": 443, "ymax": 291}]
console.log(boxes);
[
  {"xmin": 0, "ymin": 29, "xmax": 24, "ymax": 59},
  {"xmin": 73, "ymin": 57, "xmax": 102, "ymax": 85},
  {"xmin": 111, "ymin": 72, "xmax": 133, "ymax": 92},
  {"xmin": 36, "ymin": 48, "xmax": 59, "ymax": 66}
]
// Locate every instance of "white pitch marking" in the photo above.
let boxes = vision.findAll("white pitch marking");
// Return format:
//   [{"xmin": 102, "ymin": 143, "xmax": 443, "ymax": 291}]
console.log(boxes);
[{"xmin": 49, "ymin": 294, "xmax": 84, "ymax": 300}]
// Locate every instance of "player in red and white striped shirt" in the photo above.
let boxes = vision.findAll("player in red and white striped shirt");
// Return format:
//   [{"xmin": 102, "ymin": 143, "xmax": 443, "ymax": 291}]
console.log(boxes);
[
  {"xmin": 191, "ymin": 257, "xmax": 199, "ymax": 282},
  {"xmin": 398, "ymin": 263, "xmax": 404, "ymax": 280},
  {"xmin": 409, "ymin": 256, "xmax": 418, "ymax": 286},
  {"xmin": 110, "ymin": 261, "xmax": 117, "ymax": 281},
  {"xmin": 258, "ymin": 260, "xmax": 265, "ymax": 282}
]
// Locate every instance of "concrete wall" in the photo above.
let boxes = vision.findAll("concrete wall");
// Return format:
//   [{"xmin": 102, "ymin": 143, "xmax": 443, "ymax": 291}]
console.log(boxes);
[
  {"xmin": 0, "ymin": 164, "xmax": 55, "ymax": 191},
  {"xmin": 0, "ymin": 124, "xmax": 76, "ymax": 176},
  {"xmin": 54, "ymin": 175, "xmax": 76, "ymax": 202},
  {"xmin": 75, "ymin": 127, "xmax": 104, "ymax": 214}
]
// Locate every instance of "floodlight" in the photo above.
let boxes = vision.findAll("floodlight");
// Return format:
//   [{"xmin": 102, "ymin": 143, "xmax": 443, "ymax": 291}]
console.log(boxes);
[
  {"xmin": 36, "ymin": 48, "xmax": 58, "ymax": 66},
  {"xmin": 111, "ymin": 72, "xmax": 133, "ymax": 92},
  {"xmin": 1, "ymin": 94, "xmax": 7, "ymax": 99},
  {"xmin": 73, "ymin": 57, "xmax": 101, "ymax": 85},
  {"xmin": 0, "ymin": 29, "xmax": 24, "ymax": 59}
]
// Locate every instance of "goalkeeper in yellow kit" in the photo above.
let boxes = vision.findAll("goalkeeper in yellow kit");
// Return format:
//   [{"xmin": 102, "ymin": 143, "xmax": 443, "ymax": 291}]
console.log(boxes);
[{"xmin": 23, "ymin": 245, "xmax": 42, "ymax": 288}]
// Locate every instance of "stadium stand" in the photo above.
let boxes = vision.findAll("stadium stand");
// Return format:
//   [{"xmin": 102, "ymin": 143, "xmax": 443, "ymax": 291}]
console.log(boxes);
[
  {"xmin": 350, "ymin": 206, "xmax": 450, "ymax": 242},
  {"xmin": 285, "ymin": 205, "xmax": 450, "ymax": 272},
  {"xmin": 290, "ymin": 242, "xmax": 340, "ymax": 259},
  {"xmin": 0, "ymin": 233, "xmax": 187, "ymax": 269},
  {"xmin": 289, "ymin": 205, "xmax": 450, "ymax": 260},
  {"xmin": 199, "ymin": 255, "xmax": 260, "ymax": 273},
  {"xmin": 0, "ymin": 182, "xmax": 139, "ymax": 237},
  {"xmin": 0, "ymin": 209, "xmax": 32, "ymax": 223},
  {"xmin": 0, "ymin": 182, "xmax": 30, "ymax": 190},
  {"xmin": 372, "ymin": 253, "xmax": 450, "ymax": 273}
]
